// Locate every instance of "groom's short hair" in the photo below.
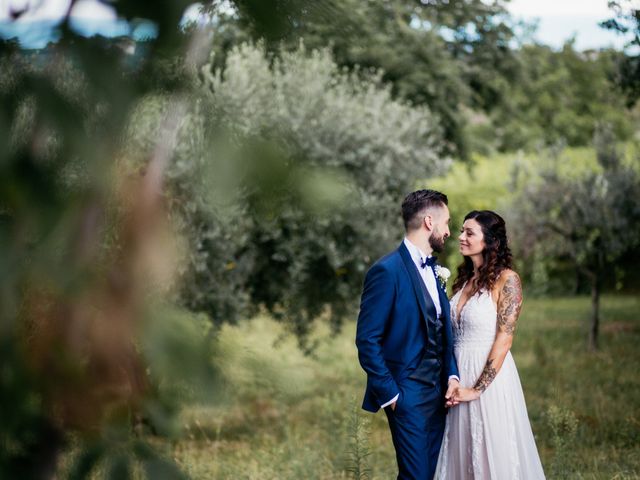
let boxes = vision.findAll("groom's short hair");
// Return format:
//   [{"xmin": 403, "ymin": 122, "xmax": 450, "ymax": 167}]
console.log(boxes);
[{"xmin": 402, "ymin": 189, "xmax": 448, "ymax": 231}]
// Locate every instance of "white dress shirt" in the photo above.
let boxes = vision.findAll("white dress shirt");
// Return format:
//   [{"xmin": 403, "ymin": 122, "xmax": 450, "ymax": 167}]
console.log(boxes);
[{"xmin": 403, "ymin": 238, "xmax": 442, "ymax": 317}]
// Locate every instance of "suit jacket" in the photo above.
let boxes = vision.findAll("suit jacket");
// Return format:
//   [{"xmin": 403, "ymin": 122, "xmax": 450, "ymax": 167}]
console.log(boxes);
[{"xmin": 356, "ymin": 242, "xmax": 459, "ymax": 412}]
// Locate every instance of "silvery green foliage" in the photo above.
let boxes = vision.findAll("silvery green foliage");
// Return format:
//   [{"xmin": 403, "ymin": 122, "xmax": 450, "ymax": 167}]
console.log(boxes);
[
  {"xmin": 130, "ymin": 43, "xmax": 448, "ymax": 339},
  {"xmin": 207, "ymin": 43, "xmax": 449, "ymax": 193}
]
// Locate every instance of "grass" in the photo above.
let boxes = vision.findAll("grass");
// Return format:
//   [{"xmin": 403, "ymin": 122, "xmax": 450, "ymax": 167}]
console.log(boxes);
[{"xmin": 166, "ymin": 294, "xmax": 640, "ymax": 479}]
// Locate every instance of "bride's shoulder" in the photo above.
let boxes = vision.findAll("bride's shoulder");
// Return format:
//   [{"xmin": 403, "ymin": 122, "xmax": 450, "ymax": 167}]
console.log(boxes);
[
  {"xmin": 491, "ymin": 269, "xmax": 519, "ymax": 289},
  {"xmin": 491, "ymin": 270, "xmax": 521, "ymax": 304},
  {"xmin": 499, "ymin": 268, "xmax": 519, "ymax": 279},
  {"xmin": 496, "ymin": 269, "xmax": 521, "ymax": 291}
]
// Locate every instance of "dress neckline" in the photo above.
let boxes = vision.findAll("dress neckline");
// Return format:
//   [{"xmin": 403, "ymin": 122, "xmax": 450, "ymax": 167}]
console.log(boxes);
[
  {"xmin": 453, "ymin": 282, "xmax": 497, "ymax": 321},
  {"xmin": 454, "ymin": 281, "xmax": 472, "ymax": 321}
]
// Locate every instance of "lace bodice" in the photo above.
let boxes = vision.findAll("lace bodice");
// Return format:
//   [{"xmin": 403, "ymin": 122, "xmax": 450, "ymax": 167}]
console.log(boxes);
[{"xmin": 450, "ymin": 286, "xmax": 497, "ymax": 350}]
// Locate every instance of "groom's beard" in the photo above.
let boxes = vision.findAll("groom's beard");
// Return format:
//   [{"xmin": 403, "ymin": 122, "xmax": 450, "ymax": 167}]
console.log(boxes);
[{"xmin": 429, "ymin": 231, "xmax": 446, "ymax": 253}]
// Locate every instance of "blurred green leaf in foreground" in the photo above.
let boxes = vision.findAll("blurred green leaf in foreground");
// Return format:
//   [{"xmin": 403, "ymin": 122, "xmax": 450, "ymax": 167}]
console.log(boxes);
[{"xmin": 0, "ymin": 0, "xmax": 220, "ymax": 477}]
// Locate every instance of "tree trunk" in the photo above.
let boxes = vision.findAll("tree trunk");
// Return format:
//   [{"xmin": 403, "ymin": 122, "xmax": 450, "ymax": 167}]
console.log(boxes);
[{"xmin": 588, "ymin": 275, "xmax": 600, "ymax": 351}]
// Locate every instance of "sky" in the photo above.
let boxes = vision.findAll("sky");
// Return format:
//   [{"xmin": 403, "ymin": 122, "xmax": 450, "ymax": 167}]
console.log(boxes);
[
  {"xmin": 508, "ymin": 0, "xmax": 636, "ymax": 50},
  {"xmin": 0, "ymin": 0, "xmax": 636, "ymax": 51}
]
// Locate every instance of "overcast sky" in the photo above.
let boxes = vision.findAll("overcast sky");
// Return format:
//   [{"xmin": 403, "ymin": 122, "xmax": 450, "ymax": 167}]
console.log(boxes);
[
  {"xmin": 0, "ymin": 0, "xmax": 115, "ymax": 20},
  {"xmin": 508, "ymin": 0, "xmax": 636, "ymax": 50},
  {"xmin": 509, "ymin": 0, "xmax": 613, "ymax": 16},
  {"xmin": 0, "ymin": 0, "xmax": 636, "ymax": 50}
]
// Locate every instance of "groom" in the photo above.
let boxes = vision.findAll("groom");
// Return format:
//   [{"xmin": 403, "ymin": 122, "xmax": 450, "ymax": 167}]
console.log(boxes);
[{"xmin": 356, "ymin": 189, "xmax": 460, "ymax": 480}]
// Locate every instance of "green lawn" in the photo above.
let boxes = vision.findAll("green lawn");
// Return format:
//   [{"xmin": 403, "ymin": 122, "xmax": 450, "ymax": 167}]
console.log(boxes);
[{"xmin": 171, "ymin": 295, "xmax": 640, "ymax": 479}]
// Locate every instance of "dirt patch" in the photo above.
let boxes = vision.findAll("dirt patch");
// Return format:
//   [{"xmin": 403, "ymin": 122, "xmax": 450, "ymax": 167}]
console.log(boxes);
[{"xmin": 602, "ymin": 322, "xmax": 636, "ymax": 334}]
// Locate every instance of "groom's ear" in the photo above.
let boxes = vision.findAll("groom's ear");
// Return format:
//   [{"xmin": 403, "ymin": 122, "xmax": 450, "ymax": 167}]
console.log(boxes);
[{"xmin": 423, "ymin": 214, "xmax": 433, "ymax": 230}]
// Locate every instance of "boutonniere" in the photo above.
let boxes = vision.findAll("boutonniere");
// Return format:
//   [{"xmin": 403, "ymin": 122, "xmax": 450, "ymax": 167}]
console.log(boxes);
[{"xmin": 434, "ymin": 265, "xmax": 451, "ymax": 288}]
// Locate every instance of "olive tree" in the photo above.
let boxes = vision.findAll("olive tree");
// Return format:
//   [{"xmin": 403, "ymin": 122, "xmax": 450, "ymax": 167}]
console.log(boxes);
[
  {"xmin": 510, "ymin": 127, "xmax": 640, "ymax": 349},
  {"xmin": 126, "ymin": 43, "xmax": 450, "ymax": 343}
]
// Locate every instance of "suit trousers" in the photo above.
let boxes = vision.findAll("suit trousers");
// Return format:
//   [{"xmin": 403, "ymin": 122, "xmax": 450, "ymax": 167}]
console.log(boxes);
[{"xmin": 384, "ymin": 377, "xmax": 446, "ymax": 480}]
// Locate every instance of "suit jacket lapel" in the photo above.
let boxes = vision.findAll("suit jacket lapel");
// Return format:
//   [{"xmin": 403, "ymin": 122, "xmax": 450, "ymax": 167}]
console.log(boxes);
[
  {"xmin": 436, "ymin": 279, "xmax": 450, "ymax": 322},
  {"xmin": 436, "ymin": 278, "xmax": 452, "ymax": 347},
  {"xmin": 398, "ymin": 243, "xmax": 438, "ymax": 323}
]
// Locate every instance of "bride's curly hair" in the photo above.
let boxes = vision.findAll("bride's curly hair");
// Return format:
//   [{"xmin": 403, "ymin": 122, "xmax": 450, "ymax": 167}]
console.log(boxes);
[{"xmin": 452, "ymin": 210, "xmax": 513, "ymax": 296}]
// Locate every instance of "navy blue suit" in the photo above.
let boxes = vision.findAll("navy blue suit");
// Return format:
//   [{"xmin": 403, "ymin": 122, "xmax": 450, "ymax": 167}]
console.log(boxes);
[{"xmin": 356, "ymin": 242, "xmax": 459, "ymax": 480}]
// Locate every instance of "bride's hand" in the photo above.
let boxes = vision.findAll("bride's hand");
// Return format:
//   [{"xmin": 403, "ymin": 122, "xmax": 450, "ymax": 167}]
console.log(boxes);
[
  {"xmin": 445, "ymin": 378, "xmax": 460, "ymax": 408},
  {"xmin": 452, "ymin": 387, "xmax": 481, "ymax": 403}
]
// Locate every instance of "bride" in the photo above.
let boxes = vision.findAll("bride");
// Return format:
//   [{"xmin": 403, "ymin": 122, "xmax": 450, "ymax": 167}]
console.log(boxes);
[{"xmin": 435, "ymin": 210, "xmax": 545, "ymax": 479}]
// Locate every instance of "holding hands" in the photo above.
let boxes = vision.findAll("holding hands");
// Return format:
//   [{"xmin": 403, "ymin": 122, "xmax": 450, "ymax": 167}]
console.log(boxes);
[
  {"xmin": 445, "ymin": 378, "xmax": 460, "ymax": 408},
  {"xmin": 445, "ymin": 379, "xmax": 481, "ymax": 408}
]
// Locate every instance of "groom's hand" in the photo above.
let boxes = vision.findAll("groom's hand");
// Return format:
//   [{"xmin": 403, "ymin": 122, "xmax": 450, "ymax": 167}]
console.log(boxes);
[{"xmin": 445, "ymin": 379, "xmax": 460, "ymax": 408}]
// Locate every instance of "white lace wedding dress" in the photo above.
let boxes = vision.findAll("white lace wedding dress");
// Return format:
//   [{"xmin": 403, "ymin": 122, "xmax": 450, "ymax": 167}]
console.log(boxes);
[{"xmin": 434, "ymin": 287, "xmax": 545, "ymax": 479}]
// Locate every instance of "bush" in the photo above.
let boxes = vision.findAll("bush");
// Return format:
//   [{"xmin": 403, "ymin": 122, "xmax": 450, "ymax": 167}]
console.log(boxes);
[{"xmin": 124, "ymin": 43, "xmax": 449, "ymax": 340}]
